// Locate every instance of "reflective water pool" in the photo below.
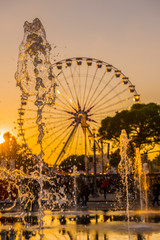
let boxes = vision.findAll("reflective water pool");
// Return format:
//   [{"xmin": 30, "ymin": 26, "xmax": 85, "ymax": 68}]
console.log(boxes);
[{"xmin": 0, "ymin": 210, "xmax": 160, "ymax": 239}]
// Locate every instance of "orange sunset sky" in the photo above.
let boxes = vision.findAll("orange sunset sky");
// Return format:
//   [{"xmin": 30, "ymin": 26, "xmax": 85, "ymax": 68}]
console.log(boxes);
[{"xmin": 0, "ymin": 0, "xmax": 160, "ymax": 140}]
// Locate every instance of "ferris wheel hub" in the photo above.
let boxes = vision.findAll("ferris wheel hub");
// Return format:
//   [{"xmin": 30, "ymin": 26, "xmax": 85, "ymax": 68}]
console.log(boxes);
[{"xmin": 76, "ymin": 111, "xmax": 89, "ymax": 128}]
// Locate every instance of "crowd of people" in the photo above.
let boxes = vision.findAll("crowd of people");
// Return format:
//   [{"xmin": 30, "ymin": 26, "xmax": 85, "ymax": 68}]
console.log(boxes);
[
  {"xmin": 75, "ymin": 174, "xmax": 160, "ymax": 208},
  {"xmin": 0, "ymin": 173, "xmax": 159, "ymax": 209}
]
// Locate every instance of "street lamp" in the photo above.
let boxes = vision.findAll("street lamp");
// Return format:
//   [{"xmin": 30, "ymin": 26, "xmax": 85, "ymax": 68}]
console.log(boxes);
[
  {"xmin": 79, "ymin": 113, "xmax": 89, "ymax": 175},
  {"xmin": 98, "ymin": 139, "xmax": 110, "ymax": 175},
  {"xmin": 89, "ymin": 128, "xmax": 98, "ymax": 196},
  {"xmin": 97, "ymin": 138, "xmax": 104, "ymax": 175}
]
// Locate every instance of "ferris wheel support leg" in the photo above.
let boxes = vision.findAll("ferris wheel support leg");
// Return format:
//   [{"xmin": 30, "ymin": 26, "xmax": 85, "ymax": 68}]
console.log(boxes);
[
  {"xmin": 84, "ymin": 127, "xmax": 89, "ymax": 175},
  {"xmin": 52, "ymin": 123, "xmax": 79, "ymax": 170}
]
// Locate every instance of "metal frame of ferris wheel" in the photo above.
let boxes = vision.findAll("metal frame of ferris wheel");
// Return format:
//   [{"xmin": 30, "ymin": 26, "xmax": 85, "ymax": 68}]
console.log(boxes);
[
  {"xmin": 50, "ymin": 57, "xmax": 140, "ymax": 168},
  {"xmin": 18, "ymin": 57, "xmax": 140, "ymax": 170}
]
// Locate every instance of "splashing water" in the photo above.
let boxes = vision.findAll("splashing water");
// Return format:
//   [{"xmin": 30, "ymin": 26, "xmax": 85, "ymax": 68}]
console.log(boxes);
[
  {"xmin": 118, "ymin": 129, "xmax": 132, "ymax": 240},
  {"xmin": 15, "ymin": 18, "xmax": 55, "ymax": 104},
  {"xmin": 134, "ymin": 148, "xmax": 144, "ymax": 221},
  {"xmin": 72, "ymin": 166, "xmax": 78, "ymax": 210},
  {"xmin": 134, "ymin": 148, "xmax": 149, "ymax": 222},
  {"xmin": 15, "ymin": 18, "xmax": 76, "ymax": 213},
  {"xmin": 15, "ymin": 18, "xmax": 55, "ymax": 161},
  {"xmin": 14, "ymin": 18, "xmax": 77, "ymax": 234},
  {"xmin": 15, "ymin": 19, "xmax": 54, "ymax": 230}
]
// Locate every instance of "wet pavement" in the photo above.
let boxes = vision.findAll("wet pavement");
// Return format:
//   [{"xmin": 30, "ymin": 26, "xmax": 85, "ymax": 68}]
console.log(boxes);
[{"xmin": 78, "ymin": 193, "xmax": 160, "ymax": 212}]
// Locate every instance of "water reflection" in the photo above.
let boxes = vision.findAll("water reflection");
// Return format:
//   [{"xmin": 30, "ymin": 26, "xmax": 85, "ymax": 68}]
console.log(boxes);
[
  {"xmin": 0, "ymin": 228, "xmax": 159, "ymax": 240},
  {"xmin": 0, "ymin": 212, "xmax": 160, "ymax": 239},
  {"xmin": 137, "ymin": 233, "xmax": 146, "ymax": 240}
]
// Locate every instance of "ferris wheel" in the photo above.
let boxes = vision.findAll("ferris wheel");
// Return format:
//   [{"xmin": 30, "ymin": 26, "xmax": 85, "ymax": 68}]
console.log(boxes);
[{"xmin": 18, "ymin": 57, "xmax": 140, "ymax": 167}]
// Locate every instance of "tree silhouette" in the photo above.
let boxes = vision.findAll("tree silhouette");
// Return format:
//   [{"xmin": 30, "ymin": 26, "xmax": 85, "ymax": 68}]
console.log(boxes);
[
  {"xmin": 0, "ymin": 132, "xmax": 19, "ymax": 159},
  {"xmin": 0, "ymin": 132, "xmax": 35, "ymax": 172},
  {"xmin": 59, "ymin": 155, "xmax": 85, "ymax": 173},
  {"xmin": 99, "ymin": 103, "xmax": 160, "ymax": 150}
]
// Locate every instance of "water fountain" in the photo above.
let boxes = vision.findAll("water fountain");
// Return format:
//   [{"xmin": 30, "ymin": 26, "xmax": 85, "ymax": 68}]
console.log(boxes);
[
  {"xmin": 118, "ymin": 129, "xmax": 132, "ymax": 239},
  {"xmin": 0, "ymin": 19, "xmax": 159, "ymax": 240}
]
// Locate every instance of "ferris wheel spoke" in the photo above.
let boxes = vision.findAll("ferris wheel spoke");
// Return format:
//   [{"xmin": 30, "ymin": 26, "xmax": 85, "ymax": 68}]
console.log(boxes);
[
  {"xmin": 45, "ymin": 120, "xmax": 72, "ymax": 131},
  {"xmin": 23, "ymin": 125, "xmax": 37, "ymax": 131},
  {"xmin": 84, "ymin": 68, "xmax": 98, "ymax": 108},
  {"xmin": 90, "ymin": 81, "xmax": 122, "ymax": 109},
  {"xmin": 25, "ymin": 109, "xmax": 38, "ymax": 113},
  {"xmin": 52, "ymin": 123, "xmax": 79, "ymax": 167},
  {"xmin": 87, "ymin": 70, "xmax": 106, "ymax": 108},
  {"xmin": 93, "ymin": 87, "xmax": 129, "ymax": 111},
  {"xmin": 58, "ymin": 131, "xmax": 76, "ymax": 163},
  {"xmin": 78, "ymin": 65, "xmax": 82, "ymax": 106},
  {"xmin": 55, "ymin": 99, "xmax": 74, "ymax": 112},
  {"xmin": 69, "ymin": 124, "xmax": 79, "ymax": 157},
  {"xmin": 92, "ymin": 107, "xmax": 124, "ymax": 118},
  {"xmin": 45, "ymin": 115, "xmax": 70, "ymax": 123},
  {"xmin": 74, "ymin": 124, "xmax": 81, "ymax": 155},
  {"xmin": 44, "ymin": 125, "xmax": 72, "ymax": 152},
  {"xmin": 61, "ymin": 69, "xmax": 77, "ymax": 107},
  {"xmin": 56, "ymin": 74, "xmax": 72, "ymax": 101},
  {"xmin": 88, "ymin": 74, "xmax": 115, "ymax": 108},
  {"xmin": 82, "ymin": 66, "xmax": 89, "ymax": 109},
  {"xmin": 94, "ymin": 108, "xmax": 119, "ymax": 117},
  {"xmin": 93, "ymin": 97, "xmax": 133, "ymax": 115},
  {"xmin": 26, "ymin": 133, "xmax": 44, "ymax": 150},
  {"xmin": 24, "ymin": 132, "xmax": 39, "ymax": 143},
  {"xmin": 43, "ymin": 112, "xmax": 68, "ymax": 118},
  {"xmin": 55, "ymin": 74, "xmax": 76, "ymax": 111},
  {"xmin": 94, "ymin": 105, "xmax": 125, "ymax": 116},
  {"xmin": 45, "ymin": 127, "xmax": 74, "ymax": 163},
  {"xmin": 45, "ymin": 122, "xmax": 72, "ymax": 133},
  {"xmin": 45, "ymin": 118, "xmax": 71, "ymax": 126},
  {"xmin": 67, "ymin": 130, "xmax": 76, "ymax": 154},
  {"xmin": 21, "ymin": 117, "xmax": 36, "ymax": 121},
  {"xmin": 94, "ymin": 94, "xmax": 127, "ymax": 113},
  {"xmin": 88, "ymin": 122, "xmax": 99, "ymax": 130},
  {"xmin": 55, "ymin": 88, "xmax": 75, "ymax": 111},
  {"xmin": 58, "ymin": 125, "xmax": 78, "ymax": 163},
  {"xmin": 45, "ymin": 120, "xmax": 72, "ymax": 137},
  {"xmin": 43, "ymin": 110, "xmax": 69, "ymax": 118},
  {"xmin": 24, "ymin": 108, "xmax": 56, "ymax": 115},
  {"xmin": 50, "ymin": 107, "xmax": 70, "ymax": 114},
  {"xmin": 51, "ymin": 117, "xmax": 72, "ymax": 130},
  {"xmin": 43, "ymin": 128, "xmax": 69, "ymax": 147},
  {"xmin": 69, "ymin": 66, "xmax": 80, "ymax": 105}
]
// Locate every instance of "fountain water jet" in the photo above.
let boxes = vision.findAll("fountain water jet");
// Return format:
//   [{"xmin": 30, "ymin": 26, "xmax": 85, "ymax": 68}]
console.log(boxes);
[
  {"xmin": 134, "ymin": 147, "xmax": 144, "ymax": 221},
  {"xmin": 134, "ymin": 148, "xmax": 149, "ymax": 220},
  {"xmin": 15, "ymin": 18, "xmax": 55, "ymax": 100},
  {"xmin": 118, "ymin": 129, "xmax": 132, "ymax": 239}
]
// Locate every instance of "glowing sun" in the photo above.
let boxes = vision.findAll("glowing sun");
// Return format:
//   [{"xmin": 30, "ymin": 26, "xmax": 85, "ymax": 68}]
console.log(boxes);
[{"xmin": 0, "ymin": 132, "xmax": 5, "ymax": 144}]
